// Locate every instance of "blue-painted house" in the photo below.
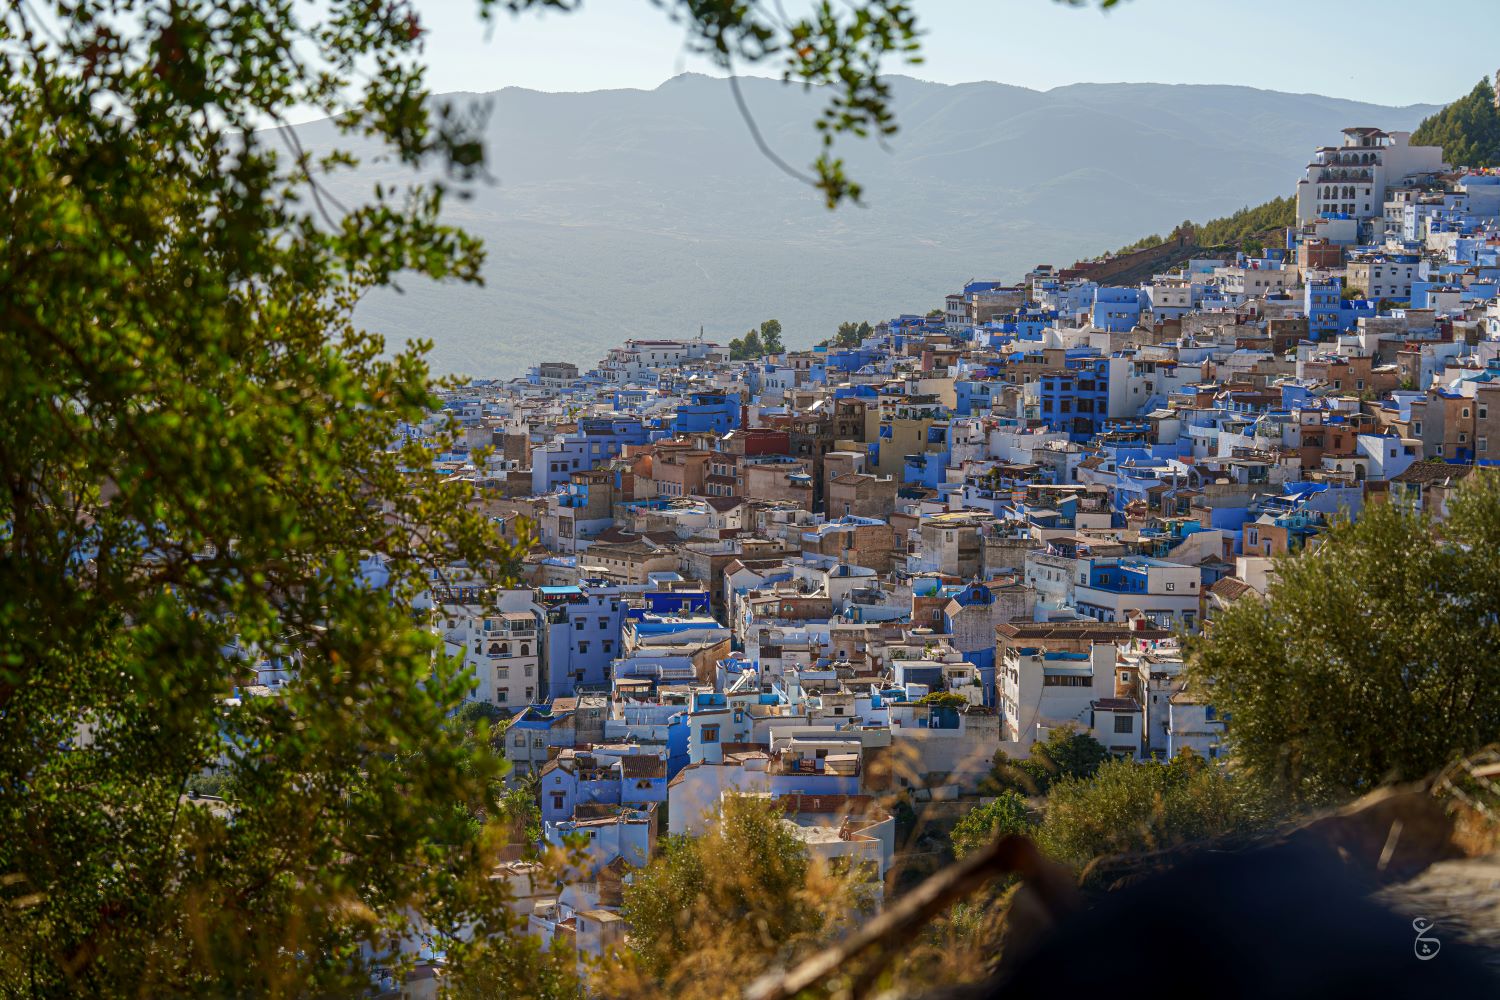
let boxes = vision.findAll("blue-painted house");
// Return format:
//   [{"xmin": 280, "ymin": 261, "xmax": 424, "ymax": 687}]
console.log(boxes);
[
  {"xmin": 1304, "ymin": 276, "xmax": 1342, "ymax": 340},
  {"xmin": 531, "ymin": 416, "xmax": 652, "ymax": 494},
  {"xmin": 1040, "ymin": 352, "xmax": 1110, "ymax": 442},
  {"xmin": 538, "ymin": 582, "xmax": 628, "ymax": 699},
  {"xmin": 939, "ymin": 581, "xmax": 1013, "ymax": 705},
  {"xmin": 903, "ymin": 424, "xmax": 952, "ymax": 488},
  {"xmin": 1091, "ymin": 286, "xmax": 1143, "ymax": 332},
  {"xmin": 675, "ymin": 391, "xmax": 740, "ymax": 435},
  {"xmin": 954, "ymin": 377, "xmax": 1001, "ymax": 417},
  {"xmin": 539, "ymin": 749, "xmax": 669, "ymax": 825}
]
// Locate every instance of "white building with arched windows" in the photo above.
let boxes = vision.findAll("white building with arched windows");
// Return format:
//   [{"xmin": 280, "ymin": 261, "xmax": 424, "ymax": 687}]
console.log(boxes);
[{"xmin": 1295, "ymin": 127, "xmax": 1445, "ymax": 228}]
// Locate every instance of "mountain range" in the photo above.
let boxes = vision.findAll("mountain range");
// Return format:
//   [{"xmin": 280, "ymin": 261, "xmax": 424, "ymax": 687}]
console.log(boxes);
[{"xmin": 293, "ymin": 74, "xmax": 1441, "ymax": 378}]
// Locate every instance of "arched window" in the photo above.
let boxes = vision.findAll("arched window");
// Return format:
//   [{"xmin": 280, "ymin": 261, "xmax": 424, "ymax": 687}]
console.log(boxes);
[
  {"xmin": 489, "ymin": 642, "xmax": 502, "ymax": 655},
  {"xmin": 520, "ymin": 643, "xmax": 530, "ymax": 657}
]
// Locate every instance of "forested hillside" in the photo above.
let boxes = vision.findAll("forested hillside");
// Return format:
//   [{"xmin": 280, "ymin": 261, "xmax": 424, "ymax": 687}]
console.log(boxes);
[
  {"xmin": 1112, "ymin": 196, "xmax": 1298, "ymax": 258},
  {"xmin": 1411, "ymin": 77, "xmax": 1500, "ymax": 168}
]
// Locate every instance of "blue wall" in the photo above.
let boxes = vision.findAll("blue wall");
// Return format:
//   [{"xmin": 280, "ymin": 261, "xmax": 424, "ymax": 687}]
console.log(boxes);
[
  {"xmin": 1040, "ymin": 354, "xmax": 1110, "ymax": 442},
  {"xmin": 1091, "ymin": 286, "xmax": 1143, "ymax": 332},
  {"xmin": 540, "ymin": 587, "xmax": 627, "ymax": 698},
  {"xmin": 675, "ymin": 392, "xmax": 740, "ymax": 435}
]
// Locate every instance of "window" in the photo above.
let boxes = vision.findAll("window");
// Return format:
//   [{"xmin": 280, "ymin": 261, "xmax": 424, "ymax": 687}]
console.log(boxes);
[
  {"xmin": 603, "ymin": 640, "xmax": 614, "ymax": 654},
  {"xmin": 1414, "ymin": 422, "xmax": 1423, "ymax": 436},
  {"xmin": 578, "ymin": 641, "xmax": 589, "ymax": 654},
  {"xmin": 520, "ymin": 643, "xmax": 530, "ymax": 657},
  {"xmin": 1114, "ymin": 715, "xmax": 1134, "ymax": 734},
  {"xmin": 498, "ymin": 667, "xmax": 509, "ymax": 680},
  {"xmin": 574, "ymin": 618, "xmax": 585, "ymax": 630},
  {"xmin": 702, "ymin": 724, "xmax": 720, "ymax": 744},
  {"xmin": 1482, "ymin": 438, "xmax": 1489, "ymax": 453},
  {"xmin": 1463, "ymin": 408, "xmax": 1472, "ymax": 419},
  {"xmin": 552, "ymin": 793, "xmax": 565, "ymax": 811},
  {"xmin": 1460, "ymin": 433, "xmax": 1468, "ymax": 445},
  {"xmin": 513, "ymin": 733, "xmax": 525, "ymax": 747},
  {"xmin": 1165, "ymin": 582, "xmax": 1175, "ymax": 591},
  {"xmin": 533, "ymin": 737, "xmax": 545, "ymax": 749}
]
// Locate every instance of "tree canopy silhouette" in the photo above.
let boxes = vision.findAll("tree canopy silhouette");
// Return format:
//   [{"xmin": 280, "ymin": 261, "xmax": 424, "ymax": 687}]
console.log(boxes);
[{"xmin": 0, "ymin": 0, "xmax": 926, "ymax": 992}]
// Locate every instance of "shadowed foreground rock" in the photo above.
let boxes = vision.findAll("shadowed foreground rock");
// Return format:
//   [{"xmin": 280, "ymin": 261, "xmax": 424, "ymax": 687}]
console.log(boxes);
[
  {"xmin": 751, "ymin": 782, "xmax": 1500, "ymax": 999},
  {"xmin": 967, "ymin": 839, "xmax": 1494, "ymax": 999}
]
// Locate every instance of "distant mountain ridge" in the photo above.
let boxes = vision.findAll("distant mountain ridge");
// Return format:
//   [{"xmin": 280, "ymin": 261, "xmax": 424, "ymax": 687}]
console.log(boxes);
[{"xmin": 295, "ymin": 74, "xmax": 1440, "ymax": 377}]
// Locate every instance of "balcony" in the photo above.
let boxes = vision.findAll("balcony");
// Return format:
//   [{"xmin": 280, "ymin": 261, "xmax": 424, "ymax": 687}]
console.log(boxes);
[{"xmin": 1315, "ymin": 169, "xmax": 1373, "ymax": 184}]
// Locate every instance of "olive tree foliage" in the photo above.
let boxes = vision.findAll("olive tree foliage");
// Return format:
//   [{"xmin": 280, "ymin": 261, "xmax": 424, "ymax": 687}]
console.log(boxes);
[
  {"xmin": 0, "ymin": 1, "xmax": 512, "ymax": 993},
  {"xmin": 444, "ymin": 930, "xmax": 580, "ymax": 1000},
  {"xmin": 950, "ymin": 790, "xmax": 1032, "ymax": 858},
  {"xmin": 0, "ymin": 0, "xmax": 933, "ymax": 994},
  {"xmin": 982, "ymin": 725, "xmax": 1108, "ymax": 796},
  {"xmin": 1038, "ymin": 754, "xmax": 1251, "ymax": 869},
  {"xmin": 1189, "ymin": 474, "xmax": 1500, "ymax": 807},
  {"xmin": 612, "ymin": 794, "xmax": 860, "ymax": 998}
]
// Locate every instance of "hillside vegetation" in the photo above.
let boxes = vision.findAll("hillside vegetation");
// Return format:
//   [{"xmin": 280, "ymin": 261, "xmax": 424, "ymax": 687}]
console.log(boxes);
[
  {"xmin": 1411, "ymin": 77, "xmax": 1500, "ymax": 169},
  {"xmin": 1113, "ymin": 195, "xmax": 1297, "ymax": 256},
  {"xmin": 1109, "ymin": 77, "xmax": 1500, "ymax": 263}
]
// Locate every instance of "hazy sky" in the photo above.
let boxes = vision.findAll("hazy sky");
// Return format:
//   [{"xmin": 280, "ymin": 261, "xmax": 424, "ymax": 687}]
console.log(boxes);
[{"xmin": 415, "ymin": 0, "xmax": 1498, "ymax": 107}]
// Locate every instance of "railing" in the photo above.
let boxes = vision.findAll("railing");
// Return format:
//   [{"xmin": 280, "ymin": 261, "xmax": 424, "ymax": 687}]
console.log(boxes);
[{"xmin": 1315, "ymin": 169, "xmax": 1373, "ymax": 183}]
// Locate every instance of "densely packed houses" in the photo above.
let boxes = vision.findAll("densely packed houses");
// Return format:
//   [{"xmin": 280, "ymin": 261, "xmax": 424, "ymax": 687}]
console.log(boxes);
[{"xmin": 298, "ymin": 125, "xmax": 1500, "ymax": 966}]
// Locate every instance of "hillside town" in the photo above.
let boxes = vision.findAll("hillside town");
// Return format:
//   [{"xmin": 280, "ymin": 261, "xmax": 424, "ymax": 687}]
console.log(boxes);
[
  {"xmin": 258, "ymin": 124, "xmax": 1500, "ymax": 979},
  {"xmin": 18, "ymin": 0, "xmax": 1500, "ymax": 992}
]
